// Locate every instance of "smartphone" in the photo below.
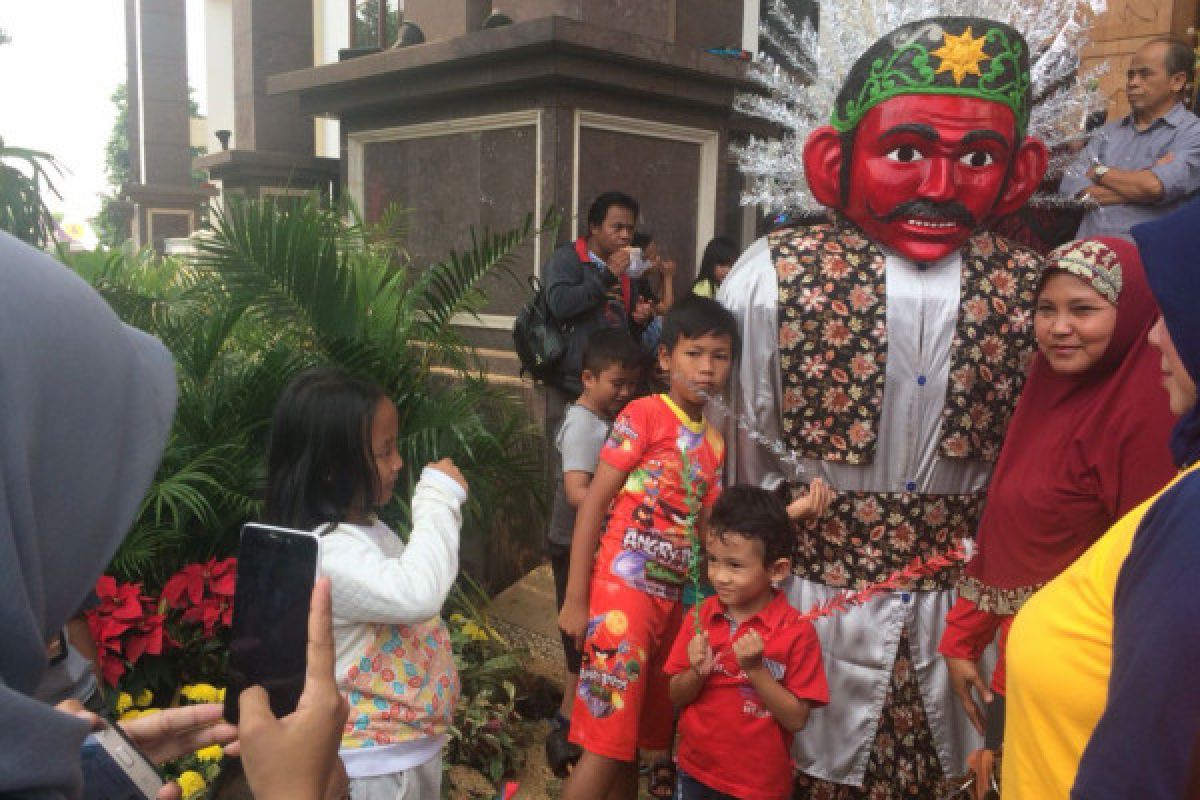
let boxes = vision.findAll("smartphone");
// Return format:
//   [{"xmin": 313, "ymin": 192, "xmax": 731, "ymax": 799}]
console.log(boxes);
[
  {"xmin": 81, "ymin": 722, "xmax": 165, "ymax": 800},
  {"xmin": 223, "ymin": 523, "xmax": 319, "ymax": 724}
]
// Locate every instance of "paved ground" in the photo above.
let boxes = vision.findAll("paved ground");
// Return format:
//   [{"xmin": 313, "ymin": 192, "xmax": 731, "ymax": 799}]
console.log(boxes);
[
  {"xmin": 488, "ymin": 563, "xmax": 564, "ymax": 663},
  {"xmin": 482, "ymin": 565, "xmax": 661, "ymax": 800}
]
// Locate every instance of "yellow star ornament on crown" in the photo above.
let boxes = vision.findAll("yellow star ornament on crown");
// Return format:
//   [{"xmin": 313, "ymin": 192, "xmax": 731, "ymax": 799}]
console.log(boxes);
[{"xmin": 932, "ymin": 27, "xmax": 990, "ymax": 85}]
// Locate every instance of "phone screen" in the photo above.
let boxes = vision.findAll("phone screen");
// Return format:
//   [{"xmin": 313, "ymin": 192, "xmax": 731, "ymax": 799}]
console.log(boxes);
[{"xmin": 223, "ymin": 523, "xmax": 318, "ymax": 724}]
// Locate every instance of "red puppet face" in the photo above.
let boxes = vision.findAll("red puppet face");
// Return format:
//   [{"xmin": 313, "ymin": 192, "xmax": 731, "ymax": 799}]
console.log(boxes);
[{"xmin": 805, "ymin": 93, "xmax": 1047, "ymax": 263}]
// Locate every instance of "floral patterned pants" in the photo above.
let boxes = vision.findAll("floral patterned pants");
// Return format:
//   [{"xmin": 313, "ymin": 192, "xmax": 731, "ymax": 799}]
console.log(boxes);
[{"xmin": 794, "ymin": 631, "xmax": 945, "ymax": 799}]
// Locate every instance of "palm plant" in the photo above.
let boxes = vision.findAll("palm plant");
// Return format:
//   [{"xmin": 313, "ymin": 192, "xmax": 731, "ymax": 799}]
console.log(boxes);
[
  {"xmin": 64, "ymin": 196, "xmax": 551, "ymax": 591},
  {"xmin": 0, "ymin": 137, "xmax": 63, "ymax": 247}
]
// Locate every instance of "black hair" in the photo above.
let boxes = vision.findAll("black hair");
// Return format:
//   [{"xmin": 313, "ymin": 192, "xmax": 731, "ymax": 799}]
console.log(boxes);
[
  {"xmin": 587, "ymin": 191, "xmax": 639, "ymax": 229},
  {"xmin": 694, "ymin": 236, "xmax": 739, "ymax": 289},
  {"xmin": 582, "ymin": 327, "xmax": 642, "ymax": 375},
  {"xmin": 1149, "ymin": 36, "xmax": 1195, "ymax": 86},
  {"xmin": 660, "ymin": 294, "xmax": 739, "ymax": 355},
  {"xmin": 709, "ymin": 485, "xmax": 793, "ymax": 564},
  {"xmin": 263, "ymin": 367, "xmax": 388, "ymax": 530},
  {"xmin": 632, "ymin": 231, "xmax": 654, "ymax": 250}
]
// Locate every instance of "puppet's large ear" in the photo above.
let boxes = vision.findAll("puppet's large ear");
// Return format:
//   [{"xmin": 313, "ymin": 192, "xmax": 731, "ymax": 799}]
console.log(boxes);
[
  {"xmin": 803, "ymin": 126, "xmax": 846, "ymax": 210},
  {"xmin": 990, "ymin": 136, "xmax": 1049, "ymax": 219}
]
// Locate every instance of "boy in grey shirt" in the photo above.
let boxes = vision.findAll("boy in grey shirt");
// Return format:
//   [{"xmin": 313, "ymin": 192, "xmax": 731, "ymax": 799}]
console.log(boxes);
[{"xmin": 545, "ymin": 329, "xmax": 641, "ymax": 775}]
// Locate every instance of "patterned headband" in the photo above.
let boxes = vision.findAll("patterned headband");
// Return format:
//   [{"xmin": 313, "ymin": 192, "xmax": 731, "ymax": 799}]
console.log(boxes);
[
  {"xmin": 832, "ymin": 16, "xmax": 1032, "ymax": 136},
  {"xmin": 1045, "ymin": 239, "xmax": 1124, "ymax": 304}
]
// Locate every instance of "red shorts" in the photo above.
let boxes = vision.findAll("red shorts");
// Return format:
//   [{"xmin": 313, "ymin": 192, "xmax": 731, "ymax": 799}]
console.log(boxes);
[{"xmin": 569, "ymin": 577, "xmax": 683, "ymax": 761}]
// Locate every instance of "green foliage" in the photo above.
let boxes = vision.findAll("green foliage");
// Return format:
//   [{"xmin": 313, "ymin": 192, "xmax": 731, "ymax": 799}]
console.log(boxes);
[
  {"xmin": 62, "ymin": 196, "xmax": 551, "ymax": 591},
  {"xmin": 0, "ymin": 136, "xmax": 63, "ymax": 247},
  {"xmin": 94, "ymin": 84, "xmax": 133, "ymax": 247},
  {"xmin": 443, "ymin": 580, "xmax": 530, "ymax": 786},
  {"xmin": 446, "ymin": 676, "xmax": 524, "ymax": 785}
]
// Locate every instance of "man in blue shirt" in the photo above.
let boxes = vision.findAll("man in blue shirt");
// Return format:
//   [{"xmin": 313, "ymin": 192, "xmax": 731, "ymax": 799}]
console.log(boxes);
[{"xmin": 1061, "ymin": 36, "xmax": 1200, "ymax": 237}]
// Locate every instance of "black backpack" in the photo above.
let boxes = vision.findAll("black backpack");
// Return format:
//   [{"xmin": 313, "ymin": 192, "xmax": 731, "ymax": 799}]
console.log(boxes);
[{"xmin": 513, "ymin": 276, "xmax": 572, "ymax": 384}]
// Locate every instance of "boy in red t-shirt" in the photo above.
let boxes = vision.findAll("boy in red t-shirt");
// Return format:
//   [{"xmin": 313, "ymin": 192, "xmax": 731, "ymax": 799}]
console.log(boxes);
[
  {"xmin": 557, "ymin": 295, "xmax": 737, "ymax": 800},
  {"xmin": 665, "ymin": 486, "xmax": 831, "ymax": 800}
]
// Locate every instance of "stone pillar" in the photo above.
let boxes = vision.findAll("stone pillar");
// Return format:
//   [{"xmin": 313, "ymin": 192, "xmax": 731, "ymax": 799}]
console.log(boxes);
[
  {"xmin": 123, "ymin": 0, "xmax": 213, "ymax": 250},
  {"xmin": 198, "ymin": 0, "xmax": 338, "ymax": 200},
  {"xmin": 127, "ymin": 0, "xmax": 192, "ymax": 186},
  {"xmin": 233, "ymin": 0, "xmax": 316, "ymax": 154}
]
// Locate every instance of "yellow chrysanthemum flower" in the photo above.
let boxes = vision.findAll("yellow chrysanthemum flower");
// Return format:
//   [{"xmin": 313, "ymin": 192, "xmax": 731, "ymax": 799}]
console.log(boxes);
[
  {"xmin": 461, "ymin": 621, "xmax": 487, "ymax": 641},
  {"xmin": 180, "ymin": 683, "xmax": 223, "ymax": 703},
  {"xmin": 134, "ymin": 688, "xmax": 153, "ymax": 708},
  {"xmin": 119, "ymin": 707, "xmax": 162, "ymax": 722},
  {"xmin": 449, "ymin": 613, "xmax": 466, "ymax": 625},
  {"xmin": 115, "ymin": 692, "xmax": 133, "ymax": 714},
  {"xmin": 176, "ymin": 769, "xmax": 206, "ymax": 799},
  {"xmin": 194, "ymin": 744, "xmax": 224, "ymax": 763}
]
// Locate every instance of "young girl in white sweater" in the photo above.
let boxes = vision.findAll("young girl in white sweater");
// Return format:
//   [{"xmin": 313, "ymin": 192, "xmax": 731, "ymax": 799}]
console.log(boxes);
[{"xmin": 264, "ymin": 368, "xmax": 466, "ymax": 800}]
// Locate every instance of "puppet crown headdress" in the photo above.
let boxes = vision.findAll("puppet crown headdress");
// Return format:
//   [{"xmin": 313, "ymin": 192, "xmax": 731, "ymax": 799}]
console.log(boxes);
[{"xmin": 738, "ymin": 0, "xmax": 1108, "ymax": 212}]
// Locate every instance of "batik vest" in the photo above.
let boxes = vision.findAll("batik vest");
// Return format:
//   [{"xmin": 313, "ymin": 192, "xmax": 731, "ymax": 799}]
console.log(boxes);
[{"xmin": 773, "ymin": 219, "xmax": 1042, "ymax": 588}]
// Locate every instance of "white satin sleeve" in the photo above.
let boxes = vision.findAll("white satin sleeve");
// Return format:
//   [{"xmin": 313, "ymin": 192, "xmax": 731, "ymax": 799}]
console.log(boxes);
[{"xmin": 714, "ymin": 237, "xmax": 788, "ymax": 491}]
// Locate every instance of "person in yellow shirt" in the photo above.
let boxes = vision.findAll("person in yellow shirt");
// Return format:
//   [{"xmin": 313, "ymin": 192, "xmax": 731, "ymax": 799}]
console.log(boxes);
[{"xmin": 1004, "ymin": 196, "xmax": 1200, "ymax": 799}]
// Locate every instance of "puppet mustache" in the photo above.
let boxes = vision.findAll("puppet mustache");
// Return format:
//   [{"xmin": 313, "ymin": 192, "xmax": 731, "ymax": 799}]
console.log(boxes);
[{"xmin": 873, "ymin": 198, "xmax": 977, "ymax": 227}]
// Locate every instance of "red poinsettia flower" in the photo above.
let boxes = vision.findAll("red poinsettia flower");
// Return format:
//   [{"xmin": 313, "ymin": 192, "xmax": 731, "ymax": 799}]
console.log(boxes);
[
  {"xmin": 163, "ymin": 557, "xmax": 237, "ymax": 637},
  {"xmin": 85, "ymin": 577, "xmax": 172, "ymax": 687}
]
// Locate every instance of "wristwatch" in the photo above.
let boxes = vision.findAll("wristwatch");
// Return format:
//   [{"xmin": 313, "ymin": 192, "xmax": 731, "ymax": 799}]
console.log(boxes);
[{"xmin": 1093, "ymin": 164, "xmax": 1110, "ymax": 182}]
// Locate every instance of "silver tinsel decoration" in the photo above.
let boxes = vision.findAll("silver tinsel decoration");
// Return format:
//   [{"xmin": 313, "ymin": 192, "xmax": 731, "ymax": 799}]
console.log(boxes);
[{"xmin": 737, "ymin": 0, "xmax": 1110, "ymax": 212}]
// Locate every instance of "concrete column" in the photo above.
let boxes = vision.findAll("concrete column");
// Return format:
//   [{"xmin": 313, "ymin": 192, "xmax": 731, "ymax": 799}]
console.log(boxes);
[
  {"xmin": 124, "ymin": 0, "xmax": 213, "ymax": 250},
  {"xmin": 233, "ymin": 0, "xmax": 315, "ymax": 154},
  {"xmin": 126, "ymin": 0, "xmax": 192, "ymax": 187}
]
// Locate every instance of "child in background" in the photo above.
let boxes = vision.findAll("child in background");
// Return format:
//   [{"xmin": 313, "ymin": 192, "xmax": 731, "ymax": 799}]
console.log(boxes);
[
  {"xmin": 666, "ymin": 486, "xmax": 830, "ymax": 800},
  {"xmin": 544, "ymin": 329, "xmax": 642, "ymax": 775},
  {"xmin": 264, "ymin": 368, "xmax": 466, "ymax": 800},
  {"xmin": 557, "ymin": 295, "xmax": 736, "ymax": 800},
  {"xmin": 630, "ymin": 232, "xmax": 678, "ymax": 396},
  {"xmin": 690, "ymin": 236, "xmax": 739, "ymax": 299}
]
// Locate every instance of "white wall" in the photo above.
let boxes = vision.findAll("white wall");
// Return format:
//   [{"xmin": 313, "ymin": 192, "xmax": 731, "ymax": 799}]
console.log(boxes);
[
  {"xmin": 204, "ymin": 0, "xmax": 235, "ymax": 150},
  {"xmin": 742, "ymin": 0, "xmax": 759, "ymax": 55},
  {"xmin": 314, "ymin": 0, "xmax": 348, "ymax": 158}
]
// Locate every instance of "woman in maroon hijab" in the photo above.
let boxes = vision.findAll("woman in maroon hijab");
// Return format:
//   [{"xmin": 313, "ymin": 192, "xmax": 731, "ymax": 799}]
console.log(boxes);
[{"xmin": 938, "ymin": 236, "xmax": 1177, "ymax": 785}]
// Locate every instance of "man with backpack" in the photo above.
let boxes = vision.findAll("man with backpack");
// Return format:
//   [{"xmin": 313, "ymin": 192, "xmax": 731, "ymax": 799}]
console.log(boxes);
[{"xmin": 541, "ymin": 191, "xmax": 642, "ymax": 397}]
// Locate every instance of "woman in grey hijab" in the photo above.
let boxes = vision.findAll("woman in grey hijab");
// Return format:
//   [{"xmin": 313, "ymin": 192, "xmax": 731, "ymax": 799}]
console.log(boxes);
[{"xmin": 0, "ymin": 229, "xmax": 177, "ymax": 796}]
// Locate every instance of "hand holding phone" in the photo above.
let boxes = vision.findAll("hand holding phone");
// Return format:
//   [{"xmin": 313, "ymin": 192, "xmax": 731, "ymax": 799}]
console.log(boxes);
[
  {"xmin": 238, "ymin": 576, "xmax": 350, "ymax": 800},
  {"xmin": 81, "ymin": 722, "xmax": 165, "ymax": 800},
  {"xmin": 72, "ymin": 702, "xmax": 236, "ymax": 800},
  {"xmin": 224, "ymin": 523, "xmax": 320, "ymax": 725}
]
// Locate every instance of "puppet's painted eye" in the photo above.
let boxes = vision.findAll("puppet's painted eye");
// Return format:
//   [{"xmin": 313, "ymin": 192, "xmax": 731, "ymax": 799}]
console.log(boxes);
[
  {"xmin": 959, "ymin": 150, "xmax": 995, "ymax": 167},
  {"xmin": 886, "ymin": 145, "xmax": 924, "ymax": 163}
]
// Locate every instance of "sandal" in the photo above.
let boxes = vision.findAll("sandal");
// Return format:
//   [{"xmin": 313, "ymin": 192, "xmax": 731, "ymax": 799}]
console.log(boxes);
[
  {"xmin": 545, "ymin": 723, "xmax": 582, "ymax": 779},
  {"xmin": 647, "ymin": 758, "xmax": 676, "ymax": 799}
]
